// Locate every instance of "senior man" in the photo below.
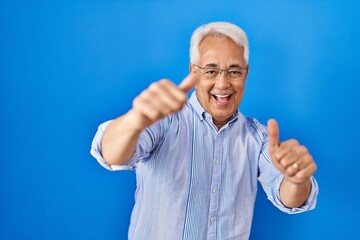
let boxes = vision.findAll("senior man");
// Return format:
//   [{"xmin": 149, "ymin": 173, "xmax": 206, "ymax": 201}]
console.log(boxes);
[{"xmin": 91, "ymin": 21, "xmax": 318, "ymax": 239}]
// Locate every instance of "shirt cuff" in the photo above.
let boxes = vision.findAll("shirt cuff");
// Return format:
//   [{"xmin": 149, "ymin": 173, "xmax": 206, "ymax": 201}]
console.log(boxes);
[
  {"xmin": 268, "ymin": 175, "xmax": 319, "ymax": 214},
  {"xmin": 90, "ymin": 120, "xmax": 136, "ymax": 171}
]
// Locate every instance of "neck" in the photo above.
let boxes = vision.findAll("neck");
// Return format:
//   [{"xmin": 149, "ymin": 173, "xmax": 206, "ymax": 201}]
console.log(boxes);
[{"xmin": 213, "ymin": 118, "xmax": 230, "ymax": 130}]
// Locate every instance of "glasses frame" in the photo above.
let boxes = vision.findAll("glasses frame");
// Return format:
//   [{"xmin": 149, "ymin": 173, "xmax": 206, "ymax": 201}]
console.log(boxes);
[{"xmin": 192, "ymin": 63, "xmax": 248, "ymax": 81}]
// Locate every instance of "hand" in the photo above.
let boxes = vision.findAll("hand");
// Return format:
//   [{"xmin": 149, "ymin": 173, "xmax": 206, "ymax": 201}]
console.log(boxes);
[
  {"xmin": 267, "ymin": 119, "xmax": 317, "ymax": 184},
  {"xmin": 127, "ymin": 73, "xmax": 198, "ymax": 130}
]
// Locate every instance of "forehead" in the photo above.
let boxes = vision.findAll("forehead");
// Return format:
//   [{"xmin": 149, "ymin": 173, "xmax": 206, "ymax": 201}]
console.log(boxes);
[{"xmin": 198, "ymin": 36, "xmax": 245, "ymax": 66}]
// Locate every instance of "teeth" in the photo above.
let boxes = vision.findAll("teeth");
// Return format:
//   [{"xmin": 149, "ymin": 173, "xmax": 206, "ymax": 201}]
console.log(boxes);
[{"xmin": 214, "ymin": 94, "xmax": 230, "ymax": 98}]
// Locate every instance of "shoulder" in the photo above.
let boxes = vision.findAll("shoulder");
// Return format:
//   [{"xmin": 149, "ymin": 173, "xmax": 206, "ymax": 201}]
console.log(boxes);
[
  {"xmin": 240, "ymin": 114, "xmax": 269, "ymax": 144},
  {"xmin": 147, "ymin": 103, "xmax": 193, "ymax": 133}
]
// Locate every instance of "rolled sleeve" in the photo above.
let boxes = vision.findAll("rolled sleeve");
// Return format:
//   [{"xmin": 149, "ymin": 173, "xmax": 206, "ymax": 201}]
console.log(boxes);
[
  {"xmin": 265, "ymin": 174, "xmax": 319, "ymax": 214},
  {"xmin": 257, "ymin": 125, "xmax": 319, "ymax": 214},
  {"xmin": 90, "ymin": 120, "xmax": 136, "ymax": 171}
]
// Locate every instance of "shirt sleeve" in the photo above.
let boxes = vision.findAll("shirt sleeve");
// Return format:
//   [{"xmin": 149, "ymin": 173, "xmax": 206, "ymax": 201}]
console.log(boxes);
[
  {"xmin": 90, "ymin": 120, "xmax": 130, "ymax": 171},
  {"xmin": 90, "ymin": 117, "xmax": 172, "ymax": 171},
  {"xmin": 257, "ymin": 124, "xmax": 319, "ymax": 214}
]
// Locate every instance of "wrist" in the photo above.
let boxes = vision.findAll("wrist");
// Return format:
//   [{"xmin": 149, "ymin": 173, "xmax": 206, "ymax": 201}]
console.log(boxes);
[
  {"xmin": 280, "ymin": 177, "xmax": 312, "ymax": 208},
  {"xmin": 122, "ymin": 109, "xmax": 150, "ymax": 132},
  {"xmin": 283, "ymin": 176, "xmax": 311, "ymax": 188}
]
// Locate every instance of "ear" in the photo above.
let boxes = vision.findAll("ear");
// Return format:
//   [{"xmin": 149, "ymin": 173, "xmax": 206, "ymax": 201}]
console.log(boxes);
[
  {"xmin": 189, "ymin": 63, "xmax": 195, "ymax": 73},
  {"xmin": 244, "ymin": 64, "xmax": 250, "ymax": 82},
  {"xmin": 189, "ymin": 63, "xmax": 198, "ymax": 89}
]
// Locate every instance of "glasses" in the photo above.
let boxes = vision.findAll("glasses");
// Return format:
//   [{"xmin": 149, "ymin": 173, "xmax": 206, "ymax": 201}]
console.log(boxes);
[{"xmin": 192, "ymin": 63, "xmax": 247, "ymax": 81}]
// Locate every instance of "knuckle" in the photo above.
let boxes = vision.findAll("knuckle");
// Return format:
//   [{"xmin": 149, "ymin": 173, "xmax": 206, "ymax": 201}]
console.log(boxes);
[
  {"xmin": 296, "ymin": 171, "xmax": 306, "ymax": 179},
  {"xmin": 290, "ymin": 139, "xmax": 299, "ymax": 145},
  {"xmin": 304, "ymin": 153, "xmax": 313, "ymax": 164},
  {"xmin": 312, "ymin": 162, "xmax": 317, "ymax": 172},
  {"xmin": 286, "ymin": 169, "xmax": 296, "ymax": 177},
  {"xmin": 132, "ymin": 97, "xmax": 142, "ymax": 108},
  {"xmin": 278, "ymin": 158, "xmax": 287, "ymax": 167},
  {"xmin": 159, "ymin": 78, "xmax": 171, "ymax": 85},
  {"xmin": 149, "ymin": 82, "xmax": 160, "ymax": 92},
  {"xmin": 298, "ymin": 145, "xmax": 306, "ymax": 151},
  {"xmin": 139, "ymin": 89, "xmax": 151, "ymax": 99},
  {"xmin": 285, "ymin": 165, "xmax": 294, "ymax": 173},
  {"xmin": 158, "ymin": 79, "xmax": 173, "ymax": 89},
  {"xmin": 297, "ymin": 145, "xmax": 308, "ymax": 154},
  {"xmin": 147, "ymin": 110, "xmax": 160, "ymax": 121},
  {"xmin": 179, "ymin": 93, "xmax": 187, "ymax": 103},
  {"xmin": 280, "ymin": 158, "xmax": 291, "ymax": 167}
]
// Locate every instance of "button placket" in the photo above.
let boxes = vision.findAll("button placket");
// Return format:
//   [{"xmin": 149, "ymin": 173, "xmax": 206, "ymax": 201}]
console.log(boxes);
[{"xmin": 207, "ymin": 132, "xmax": 223, "ymax": 239}]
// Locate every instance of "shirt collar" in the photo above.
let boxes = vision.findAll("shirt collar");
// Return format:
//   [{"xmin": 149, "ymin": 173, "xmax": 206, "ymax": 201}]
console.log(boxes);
[{"xmin": 188, "ymin": 91, "xmax": 239, "ymax": 124}]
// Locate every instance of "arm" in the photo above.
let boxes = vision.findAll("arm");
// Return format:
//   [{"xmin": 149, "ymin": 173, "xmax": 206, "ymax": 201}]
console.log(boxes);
[
  {"xmin": 267, "ymin": 119, "xmax": 317, "ymax": 208},
  {"xmin": 279, "ymin": 177, "xmax": 312, "ymax": 208},
  {"xmin": 101, "ymin": 74, "xmax": 197, "ymax": 166}
]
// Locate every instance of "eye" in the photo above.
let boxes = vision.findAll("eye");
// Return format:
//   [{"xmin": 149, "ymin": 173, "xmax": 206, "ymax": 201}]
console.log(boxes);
[
  {"xmin": 228, "ymin": 70, "xmax": 244, "ymax": 78},
  {"xmin": 204, "ymin": 68, "xmax": 219, "ymax": 77}
]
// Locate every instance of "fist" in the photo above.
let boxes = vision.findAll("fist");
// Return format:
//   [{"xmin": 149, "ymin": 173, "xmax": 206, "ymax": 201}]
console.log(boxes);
[
  {"xmin": 267, "ymin": 119, "xmax": 317, "ymax": 184},
  {"xmin": 129, "ymin": 73, "xmax": 197, "ymax": 130}
]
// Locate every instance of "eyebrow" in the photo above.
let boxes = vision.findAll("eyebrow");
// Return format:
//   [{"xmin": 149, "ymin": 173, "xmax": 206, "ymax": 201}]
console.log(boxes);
[
  {"xmin": 204, "ymin": 63, "xmax": 244, "ymax": 69},
  {"xmin": 204, "ymin": 63, "xmax": 218, "ymax": 68},
  {"xmin": 229, "ymin": 64, "xmax": 243, "ymax": 69}
]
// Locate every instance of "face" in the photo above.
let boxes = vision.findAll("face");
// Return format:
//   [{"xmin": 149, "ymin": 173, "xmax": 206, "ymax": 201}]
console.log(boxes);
[{"xmin": 191, "ymin": 36, "xmax": 249, "ymax": 129}]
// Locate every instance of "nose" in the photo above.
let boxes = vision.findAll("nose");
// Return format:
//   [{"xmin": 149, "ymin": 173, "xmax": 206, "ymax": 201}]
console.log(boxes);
[{"xmin": 214, "ymin": 72, "xmax": 231, "ymax": 89}]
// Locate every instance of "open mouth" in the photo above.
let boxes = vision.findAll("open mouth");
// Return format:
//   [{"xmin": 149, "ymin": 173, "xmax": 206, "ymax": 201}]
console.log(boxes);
[{"xmin": 212, "ymin": 94, "xmax": 232, "ymax": 107}]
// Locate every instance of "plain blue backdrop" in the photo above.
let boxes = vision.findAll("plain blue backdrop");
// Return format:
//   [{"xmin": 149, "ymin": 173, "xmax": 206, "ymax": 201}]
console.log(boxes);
[{"xmin": 1, "ymin": 0, "xmax": 360, "ymax": 239}]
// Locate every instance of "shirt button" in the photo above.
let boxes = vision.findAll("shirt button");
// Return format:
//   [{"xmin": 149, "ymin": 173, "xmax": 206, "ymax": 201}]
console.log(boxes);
[
  {"xmin": 210, "ymin": 217, "xmax": 216, "ymax": 223},
  {"xmin": 212, "ymin": 188, "xmax": 218, "ymax": 193},
  {"xmin": 215, "ymin": 160, "xmax": 220, "ymax": 165}
]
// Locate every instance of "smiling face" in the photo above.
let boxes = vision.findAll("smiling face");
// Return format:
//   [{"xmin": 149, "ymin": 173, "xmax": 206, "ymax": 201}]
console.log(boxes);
[{"xmin": 192, "ymin": 36, "xmax": 249, "ymax": 129}]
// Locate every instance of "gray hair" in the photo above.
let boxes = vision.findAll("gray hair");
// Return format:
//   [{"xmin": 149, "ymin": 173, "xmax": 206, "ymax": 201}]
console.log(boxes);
[{"xmin": 190, "ymin": 22, "xmax": 249, "ymax": 64}]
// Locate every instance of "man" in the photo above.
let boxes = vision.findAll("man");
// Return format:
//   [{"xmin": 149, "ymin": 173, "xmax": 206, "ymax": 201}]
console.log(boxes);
[{"xmin": 91, "ymin": 22, "xmax": 318, "ymax": 239}]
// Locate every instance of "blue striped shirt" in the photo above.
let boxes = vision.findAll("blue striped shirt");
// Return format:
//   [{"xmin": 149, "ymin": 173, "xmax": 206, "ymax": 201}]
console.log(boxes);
[{"xmin": 91, "ymin": 91, "xmax": 318, "ymax": 240}]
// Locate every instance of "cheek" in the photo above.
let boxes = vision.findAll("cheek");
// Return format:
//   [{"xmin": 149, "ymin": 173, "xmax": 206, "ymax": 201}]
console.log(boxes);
[
  {"xmin": 235, "ymin": 82, "xmax": 245, "ymax": 92},
  {"xmin": 233, "ymin": 86, "xmax": 245, "ymax": 101},
  {"xmin": 196, "ymin": 82, "xmax": 212, "ymax": 95}
]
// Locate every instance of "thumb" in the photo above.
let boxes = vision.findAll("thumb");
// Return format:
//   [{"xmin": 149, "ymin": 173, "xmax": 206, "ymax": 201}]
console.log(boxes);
[
  {"xmin": 267, "ymin": 119, "xmax": 280, "ymax": 151},
  {"xmin": 178, "ymin": 73, "xmax": 198, "ymax": 92}
]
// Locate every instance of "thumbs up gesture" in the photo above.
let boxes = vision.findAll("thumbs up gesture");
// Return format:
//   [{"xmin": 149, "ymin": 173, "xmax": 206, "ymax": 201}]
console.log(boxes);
[
  {"xmin": 127, "ymin": 73, "xmax": 198, "ymax": 131},
  {"xmin": 267, "ymin": 119, "xmax": 317, "ymax": 184}
]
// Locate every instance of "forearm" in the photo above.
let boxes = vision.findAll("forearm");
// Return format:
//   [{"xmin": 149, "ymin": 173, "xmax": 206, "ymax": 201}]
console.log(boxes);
[
  {"xmin": 279, "ymin": 177, "xmax": 312, "ymax": 208},
  {"xmin": 101, "ymin": 110, "xmax": 144, "ymax": 166},
  {"xmin": 101, "ymin": 75, "xmax": 196, "ymax": 166}
]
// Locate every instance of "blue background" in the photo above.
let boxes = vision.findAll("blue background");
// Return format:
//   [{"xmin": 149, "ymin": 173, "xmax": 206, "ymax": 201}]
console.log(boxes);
[{"xmin": 1, "ymin": 0, "xmax": 359, "ymax": 239}]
